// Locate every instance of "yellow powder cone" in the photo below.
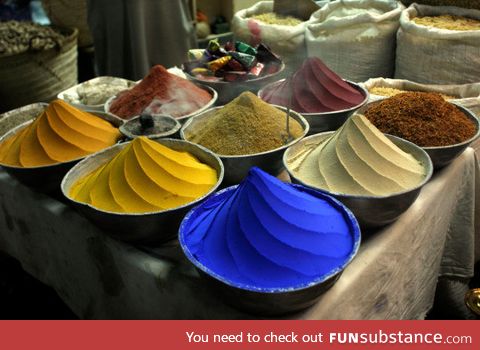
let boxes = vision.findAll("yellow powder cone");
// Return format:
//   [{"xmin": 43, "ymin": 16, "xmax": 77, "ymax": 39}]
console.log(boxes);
[
  {"xmin": 0, "ymin": 99, "xmax": 121, "ymax": 167},
  {"xmin": 70, "ymin": 137, "xmax": 218, "ymax": 214}
]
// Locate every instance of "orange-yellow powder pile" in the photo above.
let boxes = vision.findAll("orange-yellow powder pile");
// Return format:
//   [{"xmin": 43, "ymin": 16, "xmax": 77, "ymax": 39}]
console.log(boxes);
[
  {"xmin": 0, "ymin": 100, "xmax": 121, "ymax": 167},
  {"xmin": 69, "ymin": 136, "xmax": 218, "ymax": 213}
]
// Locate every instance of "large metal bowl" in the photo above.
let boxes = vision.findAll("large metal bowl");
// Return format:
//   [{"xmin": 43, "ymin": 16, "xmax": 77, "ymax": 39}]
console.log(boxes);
[
  {"xmin": 360, "ymin": 102, "xmax": 480, "ymax": 170},
  {"xmin": 0, "ymin": 111, "xmax": 123, "ymax": 193},
  {"xmin": 0, "ymin": 103, "xmax": 48, "ymax": 138},
  {"xmin": 422, "ymin": 104, "xmax": 480, "ymax": 169},
  {"xmin": 104, "ymin": 84, "xmax": 218, "ymax": 124},
  {"xmin": 184, "ymin": 62, "xmax": 286, "ymax": 105},
  {"xmin": 284, "ymin": 132, "xmax": 434, "ymax": 229},
  {"xmin": 179, "ymin": 184, "xmax": 361, "ymax": 316},
  {"xmin": 57, "ymin": 76, "xmax": 136, "ymax": 112},
  {"xmin": 181, "ymin": 105, "xmax": 309, "ymax": 185},
  {"xmin": 258, "ymin": 79, "xmax": 369, "ymax": 135},
  {"xmin": 61, "ymin": 138, "xmax": 224, "ymax": 244}
]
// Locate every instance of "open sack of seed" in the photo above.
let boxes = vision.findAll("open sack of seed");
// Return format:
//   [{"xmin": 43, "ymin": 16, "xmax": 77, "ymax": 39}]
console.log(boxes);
[
  {"xmin": 232, "ymin": 1, "xmax": 315, "ymax": 73},
  {"xmin": 361, "ymin": 78, "xmax": 480, "ymax": 116},
  {"xmin": 305, "ymin": 0, "xmax": 404, "ymax": 82},
  {"xmin": 395, "ymin": 4, "xmax": 480, "ymax": 84}
]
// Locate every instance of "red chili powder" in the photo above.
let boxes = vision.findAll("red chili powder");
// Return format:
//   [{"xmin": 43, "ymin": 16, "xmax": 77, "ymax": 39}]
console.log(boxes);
[
  {"xmin": 365, "ymin": 92, "xmax": 477, "ymax": 147},
  {"xmin": 110, "ymin": 65, "xmax": 212, "ymax": 119}
]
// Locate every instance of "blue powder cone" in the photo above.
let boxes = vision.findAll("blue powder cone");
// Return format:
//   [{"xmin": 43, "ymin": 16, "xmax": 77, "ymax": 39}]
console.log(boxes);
[{"xmin": 179, "ymin": 167, "xmax": 361, "ymax": 291}]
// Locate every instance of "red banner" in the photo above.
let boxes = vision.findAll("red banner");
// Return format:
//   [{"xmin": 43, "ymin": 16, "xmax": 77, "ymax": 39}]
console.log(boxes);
[{"xmin": 0, "ymin": 320, "xmax": 477, "ymax": 350}]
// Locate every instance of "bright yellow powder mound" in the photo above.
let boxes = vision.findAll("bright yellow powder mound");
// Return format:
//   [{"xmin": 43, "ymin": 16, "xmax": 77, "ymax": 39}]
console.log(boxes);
[
  {"xmin": 0, "ymin": 99, "xmax": 121, "ymax": 167},
  {"xmin": 69, "ymin": 136, "xmax": 218, "ymax": 213}
]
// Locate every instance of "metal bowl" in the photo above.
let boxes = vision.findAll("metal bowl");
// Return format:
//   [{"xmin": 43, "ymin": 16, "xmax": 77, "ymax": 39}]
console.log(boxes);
[
  {"xmin": 184, "ymin": 62, "xmax": 286, "ymax": 105},
  {"xmin": 422, "ymin": 104, "xmax": 480, "ymax": 169},
  {"xmin": 0, "ymin": 103, "xmax": 47, "ymax": 138},
  {"xmin": 0, "ymin": 111, "xmax": 123, "ymax": 193},
  {"xmin": 179, "ymin": 184, "xmax": 361, "ymax": 316},
  {"xmin": 360, "ymin": 102, "xmax": 480, "ymax": 170},
  {"xmin": 57, "ymin": 76, "xmax": 136, "ymax": 112},
  {"xmin": 119, "ymin": 114, "xmax": 181, "ymax": 139},
  {"xmin": 284, "ymin": 132, "xmax": 434, "ymax": 229},
  {"xmin": 61, "ymin": 138, "xmax": 224, "ymax": 244},
  {"xmin": 104, "ymin": 84, "xmax": 218, "ymax": 124},
  {"xmin": 258, "ymin": 79, "xmax": 369, "ymax": 135},
  {"xmin": 181, "ymin": 105, "xmax": 309, "ymax": 185}
]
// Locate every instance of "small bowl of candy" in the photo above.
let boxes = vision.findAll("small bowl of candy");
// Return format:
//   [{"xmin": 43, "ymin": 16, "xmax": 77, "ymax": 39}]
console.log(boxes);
[{"xmin": 183, "ymin": 40, "xmax": 285, "ymax": 105}]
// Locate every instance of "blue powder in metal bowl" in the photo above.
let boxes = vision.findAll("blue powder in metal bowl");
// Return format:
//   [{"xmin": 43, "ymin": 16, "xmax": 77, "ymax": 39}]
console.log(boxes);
[{"xmin": 179, "ymin": 167, "xmax": 361, "ymax": 292}]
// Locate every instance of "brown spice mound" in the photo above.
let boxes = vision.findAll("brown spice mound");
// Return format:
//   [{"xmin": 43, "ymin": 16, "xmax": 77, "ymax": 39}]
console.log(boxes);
[
  {"xmin": 186, "ymin": 91, "xmax": 303, "ymax": 155},
  {"xmin": 109, "ymin": 65, "xmax": 212, "ymax": 119},
  {"xmin": 365, "ymin": 92, "xmax": 477, "ymax": 147}
]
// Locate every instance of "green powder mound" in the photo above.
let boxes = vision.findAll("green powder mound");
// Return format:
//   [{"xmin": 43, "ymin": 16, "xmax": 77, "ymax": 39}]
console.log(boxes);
[{"xmin": 187, "ymin": 91, "xmax": 304, "ymax": 155}]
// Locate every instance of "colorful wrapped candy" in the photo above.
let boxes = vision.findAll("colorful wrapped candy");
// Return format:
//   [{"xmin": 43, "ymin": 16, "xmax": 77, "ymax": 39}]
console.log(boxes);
[{"xmin": 182, "ymin": 39, "xmax": 282, "ymax": 82}]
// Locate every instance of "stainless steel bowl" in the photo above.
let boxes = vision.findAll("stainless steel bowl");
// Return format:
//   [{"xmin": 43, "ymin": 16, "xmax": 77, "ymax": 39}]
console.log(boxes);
[
  {"xmin": 0, "ymin": 103, "xmax": 47, "ymax": 138},
  {"xmin": 284, "ymin": 132, "xmax": 434, "ymax": 229},
  {"xmin": 119, "ymin": 114, "xmax": 181, "ymax": 139},
  {"xmin": 104, "ymin": 84, "xmax": 218, "ymax": 124},
  {"xmin": 422, "ymin": 104, "xmax": 480, "ymax": 169},
  {"xmin": 360, "ymin": 102, "xmax": 480, "ymax": 170},
  {"xmin": 0, "ymin": 111, "xmax": 123, "ymax": 193},
  {"xmin": 258, "ymin": 79, "xmax": 369, "ymax": 135},
  {"xmin": 61, "ymin": 138, "xmax": 224, "ymax": 244},
  {"xmin": 181, "ymin": 105, "xmax": 309, "ymax": 185},
  {"xmin": 184, "ymin": 62, "xmax": 286, "ymax": 105},
  {"xmin": 179, "ymin": 184, "xmax": 361, "ymax": 316}
]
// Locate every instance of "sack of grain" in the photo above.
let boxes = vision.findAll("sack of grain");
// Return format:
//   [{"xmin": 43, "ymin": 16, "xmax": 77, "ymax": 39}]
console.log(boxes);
[
  {"xmin": 361, "ymin": 78, "xmax": 480, "ymax": 116},
  {"xmin": 0, "ymin": 22, "xmax": 78, "ymax": 113},
  {"xmin": 400, "ymin": 1, "xmax": 480, "ymax": 11},
  {"xmin": 395, "ymin": 4, "xmax": 480, "ymax": 84},
  {"xmin": 305, "ymin": 0, "xmax": 404, "ymax": 82},
  {"xmin": 232, "ymin": 1, "xmax": 314, "ymax": 74},
  {"xmin": 42, "ymin": 0, "xmax": 92, "ymax": 48}
]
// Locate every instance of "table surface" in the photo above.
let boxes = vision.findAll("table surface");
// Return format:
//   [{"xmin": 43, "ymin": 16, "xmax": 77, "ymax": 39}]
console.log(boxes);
[{"xmin": 0, "ymin": 148, "xmax": 478, "ymax": 319}]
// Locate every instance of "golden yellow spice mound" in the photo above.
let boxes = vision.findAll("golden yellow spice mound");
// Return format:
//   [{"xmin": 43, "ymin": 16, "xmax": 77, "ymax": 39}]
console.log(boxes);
[
  {"xmin": 369, "ymin": 86, "xmax": 456, "ymax": 100},
  {"xmin": 70, "ymin": 136, "xmax": 218, "ymax": 213},
  {"xmin": 412, "ymin": 15, "xmax": 480, "ymax": 31},
  {"xmin": 185, "ymin": 91, "xmax": 304, "ymax": 155},
  {"xmin": 0, "ymin": 100, "xmax": 121, "ymax": 167}
]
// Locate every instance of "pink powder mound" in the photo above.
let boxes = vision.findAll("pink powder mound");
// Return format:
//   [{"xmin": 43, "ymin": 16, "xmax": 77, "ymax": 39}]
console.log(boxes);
[
  {"xmin": 261, "ymin": 57, "xmax": 364, "ymax": 113},
  {"xmin": 110, "ymin": 65, "xmax": 212, "ymax": 119}
]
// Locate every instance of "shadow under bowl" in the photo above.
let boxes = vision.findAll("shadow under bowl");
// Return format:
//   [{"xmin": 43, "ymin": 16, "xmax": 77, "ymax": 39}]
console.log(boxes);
[
  {"xmin": 61, "ymin": 138, "xmax": 224, "ymax": 245},
  {"xmin": 180, "ymin": 105, "xmax": 309, "ymax": 185},
  {"xmin": 178, "ymin": 184, "xmax": 361, "ymax": 316},
  {"xmin": 284, "ymin": 132, "xmax": 434, "ymax": 229}
]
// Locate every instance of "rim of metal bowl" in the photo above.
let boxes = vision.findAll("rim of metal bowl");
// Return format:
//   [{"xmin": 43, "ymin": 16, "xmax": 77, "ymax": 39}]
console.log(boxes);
[
  {"xmin": 178, "ymin": 183, "xmax": 361, "ymax": 293},
  {"xmin": 0, "ymin": 113, "xmax": 123, "ymax": 170},
  {"xmin": 180, "ymin": 105, "xmax": 310, "ymax": 158},
  {"xmin": 283, "ymin": 131, "xmax": 434, "ymax": 200},
  {"xmin": 104, "ymin": 84, "xmax": 218, "ymax": 122},
  {"xmin": 183, "ymin": 62, "xmax": 286, "ymax": 85},
  {"xmin": 422, "ymin": 103, "xmax": 480, "ymax": 151},
  {"xmin": 61, "ymin": 138, "xmax": 225, "ymax": 217},
  {"xmin": 119, "ymin": 114, "xmax": 181, "ymax": 139},
  {"xmin": 258, "ymin": 79, "xmax": 370, "ymax": 116},
  {"xmin": 57, "ymin": 76, "xmax": 137, "ymax": 109}
]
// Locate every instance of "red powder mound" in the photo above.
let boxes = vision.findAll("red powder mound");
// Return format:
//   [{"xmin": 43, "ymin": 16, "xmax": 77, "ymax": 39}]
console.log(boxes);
[
  {"xmin": 260, "ymin": 57, "xmax": 365, "ymax": 113},
  {"xmin": 109, "ymin": 65, "xmax": 212, "ymax": 119}
]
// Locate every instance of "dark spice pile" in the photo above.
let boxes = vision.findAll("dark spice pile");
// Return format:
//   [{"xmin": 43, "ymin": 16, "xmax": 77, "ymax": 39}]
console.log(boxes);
[
  {"xmin": 365, "ymin": 92, "xmax": 477, "ymax": 147},
  {"xmin": 0, "ymin": 21, "xmax": 67, "ymax": 56},
  {"xmin": 185, "ymin": 91, "xmax": 303, "ymax": 155}
]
